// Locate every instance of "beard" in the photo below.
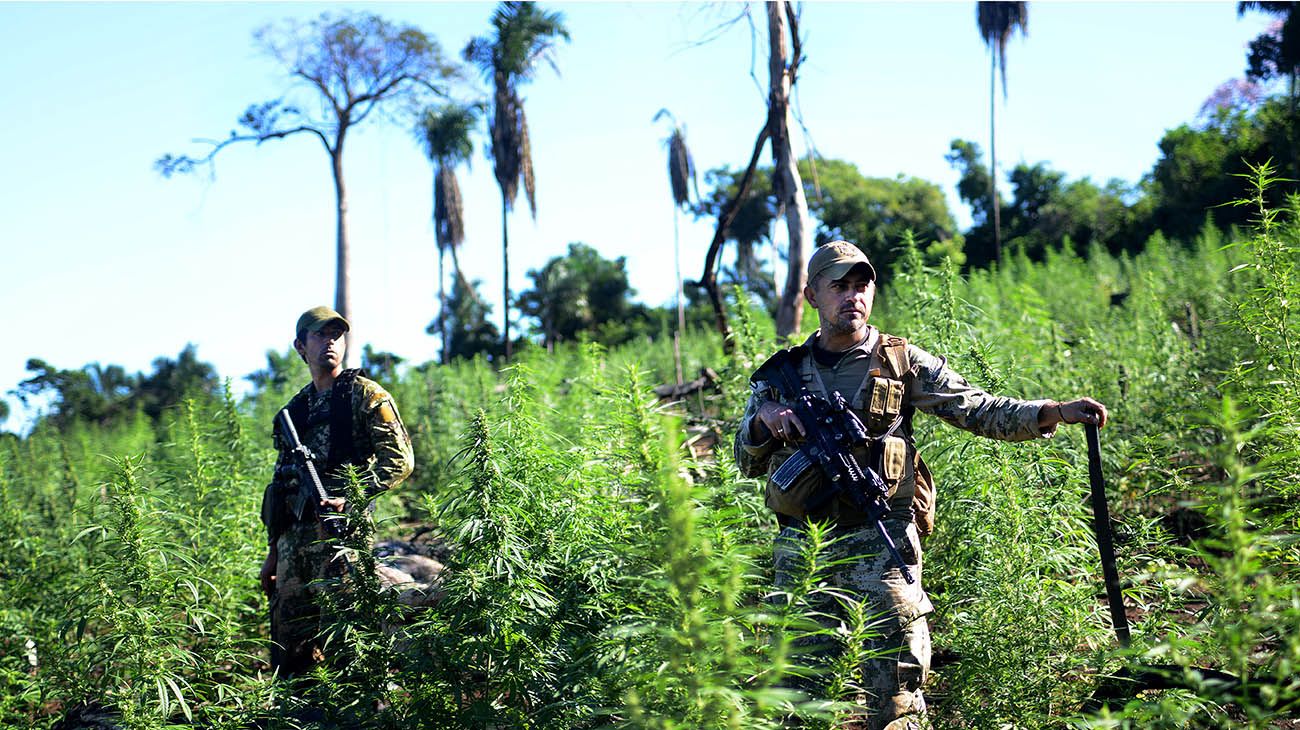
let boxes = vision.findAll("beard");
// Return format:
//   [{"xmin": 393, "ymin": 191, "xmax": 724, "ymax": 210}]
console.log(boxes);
[{"xmin": 825, "ymin": 310, "xmax": 866, "ymax": 336}]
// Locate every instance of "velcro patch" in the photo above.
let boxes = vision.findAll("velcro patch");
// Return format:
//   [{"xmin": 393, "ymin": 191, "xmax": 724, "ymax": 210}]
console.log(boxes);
[{"xmin": 376, "ymin": 402, "xmax": 397, "ymax": 423}]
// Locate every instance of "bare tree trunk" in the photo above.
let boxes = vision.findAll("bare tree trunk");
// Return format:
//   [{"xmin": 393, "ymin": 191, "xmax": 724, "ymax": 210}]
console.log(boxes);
[
  {"xmin": 501, "ymin": 200, "xmax": 512, "ymax": 362},
  {"xmin": 771, "ymin": 204, "xmax": 782, "ymax": 306},
  {"xmin": 331, "ymin": 143, "xmax": 352, "ymax": 366},
  {"xmin": 990, "ymin": 49, "xmax": 1002, "ymax": 263},
  {"xmin": 437, "ymin": 246, "xmax": 447, "ymax": 363},
  {"xmin": 694, "ymin": 120, "xmax": 770, "ymax": 354},
  {"xmin": 768, "ymin": 0, "xmax": 811, "ymax": 339}
]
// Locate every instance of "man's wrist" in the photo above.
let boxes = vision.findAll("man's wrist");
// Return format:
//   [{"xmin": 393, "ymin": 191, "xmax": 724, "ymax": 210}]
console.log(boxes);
[
  {"xmin": 750, "ymin": 402, "xmax": 774, "ymax": 441},
  {"xmin": 1038, "ymin": 400, "xmax": 1063, "ymax": 429}
]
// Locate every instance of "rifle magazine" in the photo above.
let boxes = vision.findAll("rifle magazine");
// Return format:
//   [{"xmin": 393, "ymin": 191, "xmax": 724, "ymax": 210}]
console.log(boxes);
[{"xmin": 772, "ymin": 449, "xmax": 814, "ymax": 492}]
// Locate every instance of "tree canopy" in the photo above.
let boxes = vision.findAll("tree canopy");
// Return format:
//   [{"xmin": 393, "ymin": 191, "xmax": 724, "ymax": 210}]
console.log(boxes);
[
  {"xmin": 1148, "ymin": 102, "xmax": 1286, "ymax": 241},
  {"xmin": 433, "ymin": 276, "xmax": 503, "ymax": 362},
  {"xmin": 517, "ymin": 243, "xmax": 649, "ymax": 348},
  {"xmin": 15, "ymin": 345, "xmax": 218, "ymax": 429},
  {"xmin": 949, "ymin": 139, "xmax": 1146, "ymax": 261},
  {"xmin": 694, "ymin": 158, "xmax": 959, "ymax": 285},
  {"xmin": 1239, "ymin": 2, "xmax": 1300, "ymax": 94},
  {"xmin": 808, "ymin": 159, "xmax": 959, "ymax": 270}
]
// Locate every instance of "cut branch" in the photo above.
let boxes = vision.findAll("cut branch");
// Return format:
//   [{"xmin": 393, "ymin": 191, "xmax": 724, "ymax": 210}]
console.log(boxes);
[{"xmin": 689, "ymin": 114, "xmax": 772, "ymax": 353}]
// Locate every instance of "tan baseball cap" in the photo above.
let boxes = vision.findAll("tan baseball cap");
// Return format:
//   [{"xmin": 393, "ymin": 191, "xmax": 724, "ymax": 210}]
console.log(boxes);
[
  {"xmin": 295, "ymin": 306, "xmax": 350, "ymax": 339},
  {"xmin": 808, "ymin": 240, "xmax": 876, "ymax": 283}
]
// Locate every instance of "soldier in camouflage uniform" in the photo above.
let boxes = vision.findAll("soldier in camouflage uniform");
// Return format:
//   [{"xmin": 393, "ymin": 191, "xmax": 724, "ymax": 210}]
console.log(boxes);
[
  {"xmin": 259, "ymin": 306, "xmax": 414, "ymax": 677},
  {"xmin": 734, "ymin": 242, "xmax": 1107, "ymax": 729}
]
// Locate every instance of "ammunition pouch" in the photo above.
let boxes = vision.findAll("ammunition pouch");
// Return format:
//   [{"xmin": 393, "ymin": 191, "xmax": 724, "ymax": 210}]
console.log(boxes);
[
  {"xmin": 261, "ymin": 481, "xmax": 289, "ymax": 544},
  {"xmin": 913, "ymin": 452, "xmax": 936, "ymax": 537}
]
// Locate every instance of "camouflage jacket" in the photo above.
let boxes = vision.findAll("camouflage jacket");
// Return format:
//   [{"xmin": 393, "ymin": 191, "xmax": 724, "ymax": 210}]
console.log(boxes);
[
  {"xmin": 261, "ymin": 371, "xmax": 414, "ymax": 544},
  {"xmin": 734, "ymin": 328, "xmax": 1056, "ymax": 523}
]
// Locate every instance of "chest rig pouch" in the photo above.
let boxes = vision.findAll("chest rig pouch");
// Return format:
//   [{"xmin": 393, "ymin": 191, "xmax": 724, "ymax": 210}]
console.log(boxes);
[{"xmin": 864, "ymin": 336, "xmax": 936, "ymax": 537}]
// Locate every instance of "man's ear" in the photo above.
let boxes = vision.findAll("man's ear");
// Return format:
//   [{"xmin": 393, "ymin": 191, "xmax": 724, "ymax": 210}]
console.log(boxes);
[
  {"xmin": 293, "ymin": 339, "xmax": 307, "ymax": 364},
  {"xmin": 803, "ymin": 285, "xmax": 817, "ymax": 308}
]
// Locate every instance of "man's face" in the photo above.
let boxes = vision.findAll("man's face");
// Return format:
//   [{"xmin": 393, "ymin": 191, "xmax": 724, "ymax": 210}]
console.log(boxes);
[
  {"xmin": 296, "ymin": 322, "xmax": 347, "ymax": 373},
  {"xmin": 804, "ymin": 268, "xmax": 875, "ymax": 337}
]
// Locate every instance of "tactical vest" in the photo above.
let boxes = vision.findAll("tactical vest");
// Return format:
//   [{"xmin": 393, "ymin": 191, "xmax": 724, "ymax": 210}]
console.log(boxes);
[
  {"xmin": 280, "ymin": 368, "xmax": 372, "ymax": 497},
  {"xmin": 761, "ymin": 334, "xmax": 937, "ymax": 536},
  {"xmin": 285, "ymin": 368, "xmax": 366, "ymax": 473}
]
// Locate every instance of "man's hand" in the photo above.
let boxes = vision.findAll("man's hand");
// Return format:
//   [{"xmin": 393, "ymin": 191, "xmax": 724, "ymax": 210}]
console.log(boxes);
[
  {"xmin": 1039, "ymin": 397, "xmax": 1109, "ymax": 430},
  {"xmin": 260, "ymin": 544, "xmax": 277, "ymax": 597},
  {"xmin": 753, "ymin": 400, "xmax": 807, "ymax": 442},
  {"xmin": 320, "ymin": 496, "xmax": 346, "ymax": 515}
]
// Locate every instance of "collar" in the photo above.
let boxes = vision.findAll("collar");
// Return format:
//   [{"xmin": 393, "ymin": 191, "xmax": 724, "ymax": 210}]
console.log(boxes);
[{"xmin": 805, "ymin": 326, "xmax": 878, "ymax": 356}]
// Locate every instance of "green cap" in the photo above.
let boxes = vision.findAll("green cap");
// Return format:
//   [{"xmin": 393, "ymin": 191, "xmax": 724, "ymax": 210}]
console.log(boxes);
[
  {"xmin": 807, "ymin": 240, "xmax": 876, "ymax": 283},
  {"xmin": 295, "ymin": 306, "xmax": 350, "ymax": 339}
]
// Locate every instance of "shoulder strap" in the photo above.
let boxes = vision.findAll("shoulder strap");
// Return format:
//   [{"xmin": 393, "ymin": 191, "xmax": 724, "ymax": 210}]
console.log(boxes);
[
  {"xmin": 751, "ymin": 345, "xmax": 810, "ymax": 386},
  {"xmin": 327, "ymin": 368, "xmax": 367, "ymax": 469},
  {"xmin": 282, "ymin": 386, "xmax": 311, "ymax": 450},
  {"xmin": 878, "ymin": 334, "xmax": 910, "ymax": 380}
]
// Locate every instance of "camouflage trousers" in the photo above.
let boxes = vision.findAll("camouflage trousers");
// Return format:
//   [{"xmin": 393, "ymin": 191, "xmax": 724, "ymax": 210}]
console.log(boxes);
[
  {"xmin": 270, "ymin": 520, "xmax": 354, "ymax": 677},
  {"xmin": 773, "ymin": 519, "xmax": 933, "ymax": 730}
]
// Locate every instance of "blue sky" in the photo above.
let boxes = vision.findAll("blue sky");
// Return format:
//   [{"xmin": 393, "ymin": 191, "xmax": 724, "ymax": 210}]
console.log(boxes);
[{"xmin": 0, "ymin": 2, "xmax": 1273, "ymax": 431}]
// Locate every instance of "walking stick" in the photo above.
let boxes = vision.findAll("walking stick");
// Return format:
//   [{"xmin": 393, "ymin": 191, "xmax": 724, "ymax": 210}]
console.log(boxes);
[
  {"xmin": 1081, "ymin": 423, "xmax": 1250, "ymax": 712},
  {"xmin": 1086, "ymin": 423, "xmax": 1131, "ymax": 648}
]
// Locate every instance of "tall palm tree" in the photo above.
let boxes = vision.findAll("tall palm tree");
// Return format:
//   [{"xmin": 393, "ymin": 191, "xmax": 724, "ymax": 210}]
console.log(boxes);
[
  {"xmin": 977, "ymin": 1, "xmax": 1028, "ymax": 263},
  {"xmin": 418, "ymin": 102, "xmax": 479, "ymax": 363},
  {"xmin": 653, "ymin": 108, "xmax": 698, "ymax": 384},
  {"xmin": 464, "ymin": 2, "xmax": 569, "ymax": 361}
]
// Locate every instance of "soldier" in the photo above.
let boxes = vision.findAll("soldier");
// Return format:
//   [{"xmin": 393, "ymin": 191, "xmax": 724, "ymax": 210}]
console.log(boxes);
[
  {"xmin": 259, "ymin": 306, "xmax": 414, "ymax": 676},
  {"xmin": 734, "ymin": 242, "xmax": 1107, "ymax": 730}
]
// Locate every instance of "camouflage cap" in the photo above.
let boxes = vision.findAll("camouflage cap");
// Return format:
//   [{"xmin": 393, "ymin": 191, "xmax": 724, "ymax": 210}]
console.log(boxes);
[
  {"xmin": 295, "ymin": 306, "xmax": 350, "ymax": 339},
  {"xmin": 808, "ymin": 240, "xmax": 876, "ymax": 283}
]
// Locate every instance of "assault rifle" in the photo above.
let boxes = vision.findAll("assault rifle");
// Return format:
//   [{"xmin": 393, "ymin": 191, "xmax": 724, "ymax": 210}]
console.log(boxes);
[
  {"xmin": 276, "ymin": 409, "xmax": 347, "ymax": 538},
  {"xmin": 757, "ymin": 353, "xmax": 915, "ymax": 584}
]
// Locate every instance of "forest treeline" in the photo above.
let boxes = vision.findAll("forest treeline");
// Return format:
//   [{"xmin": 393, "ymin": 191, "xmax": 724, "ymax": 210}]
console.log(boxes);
[{"xmin": 12, "ymin": 85, "xmax": 1300, "ymax": 430}]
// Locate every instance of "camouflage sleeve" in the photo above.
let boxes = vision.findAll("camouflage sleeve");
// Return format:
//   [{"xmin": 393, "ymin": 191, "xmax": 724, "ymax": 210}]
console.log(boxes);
[
  {"xmin": 906, "ymin": 344, "xmax": 1056, "ymax": 442},
  {"xmin": 357, "ymin": 383, "xmax": 414, "ymax": 498},
  {"xmin": 733, "ymin": 381, "xmax": 778, "ymax": 478}
]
